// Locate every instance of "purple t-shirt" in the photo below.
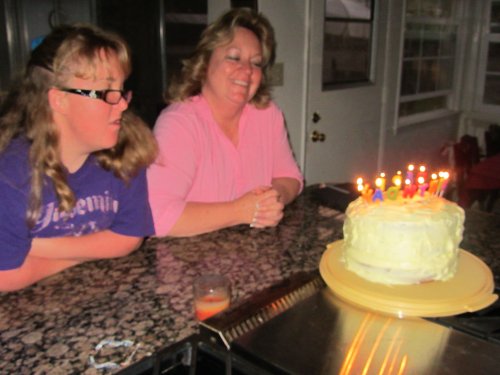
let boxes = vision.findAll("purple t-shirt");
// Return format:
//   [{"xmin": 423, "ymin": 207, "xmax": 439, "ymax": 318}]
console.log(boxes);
[{"xmin": 0, "ymin": 137, "xmax": 154, "ymax": 270}]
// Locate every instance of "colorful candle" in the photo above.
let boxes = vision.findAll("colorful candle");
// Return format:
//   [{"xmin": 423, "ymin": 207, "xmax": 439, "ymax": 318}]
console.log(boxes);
[
  {"xmin": 392, "ymin": 171, "xmax": 403, "ymax": 187},
  {"xmin": 417, "ymin": 165, "xmax": 427, "ymax": 182},
  {"xmin": 381, "ymin": 173, "xmax": 386, "ymax": 191},
  {"xmin": 375, "ymin": 174, "xmax": 386, "ymax": 192},
  {"xmin": 360, "ymin": 184, "xmax": 373, "ymax": 202},
  {"xmin": 428, "ymin": 173, "xmax": 439, "ymax": 195},
  {"xmin": 417, "ymin": 176, "xmax": 428, "ymax": 196},
  {"xmin": 386, "ymin": 186, "xmax": 400, "ymax": 200},
  {"xmin": 439, "ymin": 171, "xmax": 450, "ymax": 197},
  {"xmin": 402, "ymin": 178, "xmax": 417, "ymax": 198},
  {"xmin": 406, "ymin": 164, "xmax": 415, "ymax": 184},
  {"xmin": 436, "ymin": 171, "xmax": 445, "ymax": 196},
  {"xmin": 356, "ymin": 177, "xmax": 364, "ymax": 194},
  {"xmin": 372, "ymin": 188, "xmax": 384, "ymax": 202}
]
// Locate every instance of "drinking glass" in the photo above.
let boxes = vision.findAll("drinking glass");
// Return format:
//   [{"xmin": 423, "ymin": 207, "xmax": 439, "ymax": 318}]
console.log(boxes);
[{"xmin": 193, "ymin": 274, "xmax": 231, "ymax": 321}]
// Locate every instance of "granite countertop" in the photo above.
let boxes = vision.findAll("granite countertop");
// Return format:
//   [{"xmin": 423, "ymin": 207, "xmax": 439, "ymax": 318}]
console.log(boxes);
[{"xmin": 0, "ymin": 187, "xmax": 498, "ymax": 374}]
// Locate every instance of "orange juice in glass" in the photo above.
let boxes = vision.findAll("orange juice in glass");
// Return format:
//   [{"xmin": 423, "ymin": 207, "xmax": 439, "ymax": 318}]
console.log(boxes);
[{"xmin": 193, "ymin": 274, "xmax": 231, "ymax": 321}]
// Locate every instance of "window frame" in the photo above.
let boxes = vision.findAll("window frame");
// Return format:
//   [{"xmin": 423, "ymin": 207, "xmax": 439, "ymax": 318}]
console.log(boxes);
[
  {"xmin": 396, "ymin": 0, "xmax": 465, "ymax": 128},
  {"xmin": 473, "ymin": 0, "xmax": 500, "ymax": 115},
  {"xmin": 321, "ymin": 0, "xmax": 376, "ymax": 90}
]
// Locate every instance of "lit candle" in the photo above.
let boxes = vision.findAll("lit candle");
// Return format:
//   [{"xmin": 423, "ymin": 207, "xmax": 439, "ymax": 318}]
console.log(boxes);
[
  {"xmin": 375, "ymin": 174, "xmax": 386, "ymax": 192},
  {"xmin": 392, "ymin": 171, "xmax": 403, "ymax": 187},
  {"xmin": 372, "ymin": 188, "xmax": 384, "ymax": 202},
  {"xmin": 361, "ymin": 184, "xmax": 374, "ymax": 202},
  {"xmin": 436, "ymin": 171, "xmax": 445, "ymax": 196},
  {"xmin": 356, "ymin": 177, "xmax": 364, "ymax": 194},
  {"xmin": 406, "ymin": 164, "xmax": 415, "ymax": 184},
  {"xmin": 386, "ymin": 186, "xmax": 400, "ymax": 200},
  {"xmin": 428, "ymin": 173, "xmax": 439, "ymax": 195},
  {"xmin": 402, "ymin": 178, "xmax": 417, "ymax": 198},
  {"xmin": 417, "ymin": 176, "xmax": 428, "ymax": 197},
  {"xmin": 417, "ymin": 165, "xmax": 427, "ymax": 182},
  {"xmin": 439, "ymin": 171, "xmax": 450, "ymax": 197},
  {"xmin": 381, "ymin": 173, "xmax": 387, "ymax": 191}
]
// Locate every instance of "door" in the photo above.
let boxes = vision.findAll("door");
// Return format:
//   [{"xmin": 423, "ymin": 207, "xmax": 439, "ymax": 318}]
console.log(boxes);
[{"xmin": 304, "ymin": 0, "xmax": 389, "ymax": 185}]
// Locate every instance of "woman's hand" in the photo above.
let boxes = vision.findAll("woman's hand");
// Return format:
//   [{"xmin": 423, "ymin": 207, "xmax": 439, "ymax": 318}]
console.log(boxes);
[{"xmin": 248, "ymin": 186, "xmax": 285, "ymax": 228}]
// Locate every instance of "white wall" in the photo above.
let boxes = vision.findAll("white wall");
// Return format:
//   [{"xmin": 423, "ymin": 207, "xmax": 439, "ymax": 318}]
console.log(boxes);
[{"xmin": 257, "ymin": 0, "xmax": 308, "ymax": 167}]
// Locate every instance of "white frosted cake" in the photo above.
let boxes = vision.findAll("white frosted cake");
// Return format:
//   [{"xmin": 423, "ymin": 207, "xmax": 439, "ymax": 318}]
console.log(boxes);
[{"xmin": 342, "ymin": 194, "xmax": 465, "ymax": 285}]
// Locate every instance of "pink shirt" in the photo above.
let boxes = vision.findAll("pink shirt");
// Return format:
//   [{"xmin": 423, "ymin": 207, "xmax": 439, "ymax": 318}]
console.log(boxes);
[{"xmin": 147, "ymin": 95, "xmax": 303, "ymax": 235}]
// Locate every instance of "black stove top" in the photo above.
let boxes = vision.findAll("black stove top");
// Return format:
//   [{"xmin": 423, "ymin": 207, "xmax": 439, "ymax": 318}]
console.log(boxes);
[{"xmin": 427, "ymin": 285, "xmax": 500, "ymax": 345}]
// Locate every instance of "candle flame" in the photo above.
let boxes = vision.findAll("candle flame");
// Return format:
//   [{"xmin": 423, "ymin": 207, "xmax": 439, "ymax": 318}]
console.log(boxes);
[
  {"xmin": 408, "ymin": 164, "xmax": 414, "ymax": 171},
  {"xmin": 417, "ymin": 176, "xmax": 425, "ymax": 184},
  {"xmin": 357, "ymin": 177, "xmax": 363, "ymax": 185},
  {"xmin": 419, "ymin": 165, "xmax": 426, "ymax": 172}
]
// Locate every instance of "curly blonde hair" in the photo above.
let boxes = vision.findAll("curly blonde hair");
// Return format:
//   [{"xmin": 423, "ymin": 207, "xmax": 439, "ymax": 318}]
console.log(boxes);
[
  {"xmin": 0, "ymin": 24, "xmax": 157, "ymax": 227},
  {"xmin": 167, "ymin": 8, "xmax": 276, "ymax": 108}
]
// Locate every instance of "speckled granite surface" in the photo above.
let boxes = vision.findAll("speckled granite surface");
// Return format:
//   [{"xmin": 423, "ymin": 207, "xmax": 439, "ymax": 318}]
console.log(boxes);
[{"xmin": 0, "ymin": 187, "xmax": 498, "ymax": 374}]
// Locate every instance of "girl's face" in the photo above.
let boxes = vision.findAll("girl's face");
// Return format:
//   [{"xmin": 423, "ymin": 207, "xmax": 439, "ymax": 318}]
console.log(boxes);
[
  {"xmin": 202, "ymin": 27, "xmax": 263, "ymax": 108},
  {"xmin": 55, "ymin": 50, "xmax": 128, "ymax": 170}
]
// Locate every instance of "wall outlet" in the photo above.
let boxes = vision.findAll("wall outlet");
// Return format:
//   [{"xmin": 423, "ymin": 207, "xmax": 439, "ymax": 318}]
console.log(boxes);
[{"xmin": 271, "ymin": 62, "xmax": 284, "ymax": 86}]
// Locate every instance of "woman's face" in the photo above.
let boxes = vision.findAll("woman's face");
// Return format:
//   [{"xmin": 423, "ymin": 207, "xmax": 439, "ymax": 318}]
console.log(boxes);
[
  {"xmin": 56, "ymin": 50, "xmax": 128, "ymax": 168},
  {"xmin": 202, "ymin": 27, "xmax": 263, "ymax": 108}
]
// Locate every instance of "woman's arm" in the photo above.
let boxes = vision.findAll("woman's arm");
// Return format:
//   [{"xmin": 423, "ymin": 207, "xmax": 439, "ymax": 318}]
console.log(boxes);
[
  {"xmin": 29, "ymin": 231, "xmax": 143, "ymax": 260},
  {"xmin": 168, "ymin": 188, "xmax": 276, "ymax": 237},
  {"xmin": 271, "ymin": 177, "xmax": 301, "ymax": 205}
]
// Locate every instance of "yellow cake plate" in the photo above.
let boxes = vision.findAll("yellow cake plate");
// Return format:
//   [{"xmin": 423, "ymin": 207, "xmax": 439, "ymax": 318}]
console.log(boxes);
[{"xmin": 319, "ymin": 240, "xmax": 498, "ymax": 317}]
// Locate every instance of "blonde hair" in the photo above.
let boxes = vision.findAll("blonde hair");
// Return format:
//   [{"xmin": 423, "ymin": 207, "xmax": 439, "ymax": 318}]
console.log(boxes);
[
  {"xmin": 0, "ymin": 24, "xmax": 157, "ymax": 227},
  {"xmin": 167, "ymin": 8, "xmax": 276, "ymax": 108}
]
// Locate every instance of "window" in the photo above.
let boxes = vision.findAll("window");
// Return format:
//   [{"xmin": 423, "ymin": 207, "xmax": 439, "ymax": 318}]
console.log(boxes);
[
  {"xmin": 480, "ymin": 0, "xmax": 500, "ymax": 106},
  {"xmin": 322, "ymin": 0, "xmax": 375, "ymax": 89},
  {"xmin": 399, "ymin": 0, "xmax": 458, "ymax": 119}
]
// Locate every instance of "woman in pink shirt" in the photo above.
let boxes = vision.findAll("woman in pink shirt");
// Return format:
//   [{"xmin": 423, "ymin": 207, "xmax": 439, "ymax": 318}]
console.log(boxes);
[{"xmin": 148, "ymin": 8, "xmax": 303, "ymax": 237}]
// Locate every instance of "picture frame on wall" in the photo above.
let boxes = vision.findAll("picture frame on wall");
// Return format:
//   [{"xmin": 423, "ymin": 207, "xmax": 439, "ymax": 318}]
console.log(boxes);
[{"xmin": 231, "ymin": 0, "xmax": 258, "ymax": 11}]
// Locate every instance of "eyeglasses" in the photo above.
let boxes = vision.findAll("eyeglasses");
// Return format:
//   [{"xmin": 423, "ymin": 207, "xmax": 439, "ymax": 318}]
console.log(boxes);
[{"xmin": 58, "ymin": 88, "xmax": 132, "ymax": 105}]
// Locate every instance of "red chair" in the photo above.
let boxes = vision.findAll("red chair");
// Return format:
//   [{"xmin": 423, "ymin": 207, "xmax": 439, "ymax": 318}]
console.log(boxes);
[
  {"xmin": 454, "ymin": 135, "xmax": 480, "ymax": 208},
  {"xmin": 456, "ymin": 128, "xmax": 500, "ymax": 212}
]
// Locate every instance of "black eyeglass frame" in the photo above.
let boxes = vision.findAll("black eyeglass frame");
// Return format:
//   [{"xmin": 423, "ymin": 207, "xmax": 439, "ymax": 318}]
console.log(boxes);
[{"xmin": 58, "ymin": 88, "xmax": 132, "ymax": 105}]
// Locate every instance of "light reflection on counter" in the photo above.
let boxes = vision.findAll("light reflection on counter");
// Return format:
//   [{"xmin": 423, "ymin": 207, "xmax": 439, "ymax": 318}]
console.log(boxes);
[{"xmin": 325, "ymin": 291, "xmax": 451, "ymax": 375}]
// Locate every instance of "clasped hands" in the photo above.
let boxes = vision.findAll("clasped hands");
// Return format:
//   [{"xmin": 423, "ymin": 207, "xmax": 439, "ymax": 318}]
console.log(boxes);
[{"xmin": 244, "ymin": 186, "xmax": 284, "ymax": 229}]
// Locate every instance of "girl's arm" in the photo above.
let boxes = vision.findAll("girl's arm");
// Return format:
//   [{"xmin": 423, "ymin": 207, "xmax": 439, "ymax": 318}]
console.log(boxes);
[
  {"xmin": 0, "ymin": 232, "xmax": 142, "ymax": 291},
  {"xmin": 29, "ymin": 231, "xmax": 143, "ymax": 260},
  {"xmin": 0, "ymin": 256, "xmax": 80, "ymax": 292}
]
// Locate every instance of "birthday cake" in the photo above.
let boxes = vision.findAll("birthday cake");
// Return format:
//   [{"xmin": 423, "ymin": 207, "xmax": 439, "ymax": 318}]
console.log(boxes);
[{"xmin": 342, "ymin": 168, "xmax": 465, "ymax": 285}]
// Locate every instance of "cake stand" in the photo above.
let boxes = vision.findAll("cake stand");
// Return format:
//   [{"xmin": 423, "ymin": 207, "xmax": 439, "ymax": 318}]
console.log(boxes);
[{"xmin": 319, "ymin": 240, "xmax": 498, "ymax": 317}]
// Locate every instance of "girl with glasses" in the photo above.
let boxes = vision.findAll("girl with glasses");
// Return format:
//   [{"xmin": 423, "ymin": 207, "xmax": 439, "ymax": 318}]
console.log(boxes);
[{"xmin": 0, "ymin": 24, "xmax": 157, "ymax": 291}]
